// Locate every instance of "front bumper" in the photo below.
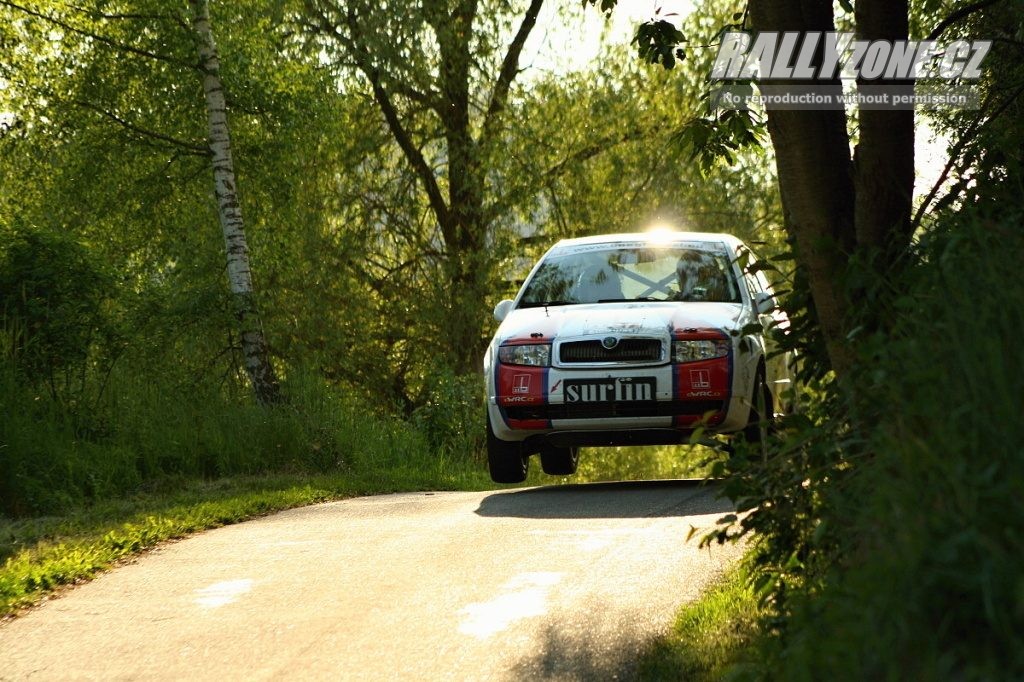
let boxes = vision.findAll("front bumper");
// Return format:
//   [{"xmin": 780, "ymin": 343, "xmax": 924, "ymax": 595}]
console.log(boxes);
[{"xmin": 488, "ymin": 355, "xmax": 748, "ymax": 443}]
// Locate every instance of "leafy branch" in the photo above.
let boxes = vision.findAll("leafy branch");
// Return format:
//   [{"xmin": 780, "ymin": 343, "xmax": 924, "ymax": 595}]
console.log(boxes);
[
  {"xmin": 0, "ymin": 0, "xmax": 194, "ymax": 68},
  {"xmin": 74, "ymin": 100, "xmax": 208, "ymax": 155}
]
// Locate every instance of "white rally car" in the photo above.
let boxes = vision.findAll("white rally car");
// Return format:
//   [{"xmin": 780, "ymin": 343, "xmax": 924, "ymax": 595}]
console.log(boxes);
[{"xmin": 483, "ymin": 231, "xmax": 792, "ymax": 483}]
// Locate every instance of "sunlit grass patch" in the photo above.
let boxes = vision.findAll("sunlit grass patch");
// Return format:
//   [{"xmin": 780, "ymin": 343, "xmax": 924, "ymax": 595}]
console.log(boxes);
[
  {"xmin": 637, "ymin": 561, "xmax": 764, "ymax": 681},
  {"xmin": 571, "ymin": 443, "xmax": 724, "ymax": 483}
]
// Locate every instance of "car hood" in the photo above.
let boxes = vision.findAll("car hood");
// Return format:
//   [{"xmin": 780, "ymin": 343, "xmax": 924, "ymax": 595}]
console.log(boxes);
[{"xmin": 496, "ymin": 302, "xmax": 745, "ymax": 344}]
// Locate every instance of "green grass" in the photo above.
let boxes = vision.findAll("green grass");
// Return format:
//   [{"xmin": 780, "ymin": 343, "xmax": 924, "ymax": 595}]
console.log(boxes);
[
  {"xmin": 522, "ymin": 444, "xmax": 723, "ymax": 488},
  {"xmin": 571, "ymin": 443, "xmax": 723, "ymax": 483},
  {"xmin": 638, "ymin": 561, "xmax": 764, "ymax": 681}
]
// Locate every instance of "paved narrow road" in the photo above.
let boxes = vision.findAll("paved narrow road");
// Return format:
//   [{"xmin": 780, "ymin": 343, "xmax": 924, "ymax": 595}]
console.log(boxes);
[{"xmin": 0, "ymin": 481, "xmax": 742, "ymax": 681}]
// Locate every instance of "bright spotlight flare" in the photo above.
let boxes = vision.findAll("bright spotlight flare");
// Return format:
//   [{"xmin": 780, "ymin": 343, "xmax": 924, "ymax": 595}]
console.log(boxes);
[{"xmin": 645, "ymin": 224, "xmax": 683, "ymax": 245}]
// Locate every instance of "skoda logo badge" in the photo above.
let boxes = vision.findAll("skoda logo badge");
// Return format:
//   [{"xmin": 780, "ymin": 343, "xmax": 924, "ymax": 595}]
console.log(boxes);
[{"xmin": 601, "ymin": 336, "xmax": 619, "ymax": 350}]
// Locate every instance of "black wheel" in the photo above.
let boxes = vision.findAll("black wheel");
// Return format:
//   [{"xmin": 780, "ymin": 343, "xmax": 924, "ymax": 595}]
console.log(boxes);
[
  {"xmin": 487, "ymin": 412, "xmax": 529, "ymax": 484},
  {"xmin": 743, "ymin": 367, "xmax": 774, "ymax": 444},
  {"xmin": 539, "ymin": 445, "xmax": 579, "ymax": 476}
]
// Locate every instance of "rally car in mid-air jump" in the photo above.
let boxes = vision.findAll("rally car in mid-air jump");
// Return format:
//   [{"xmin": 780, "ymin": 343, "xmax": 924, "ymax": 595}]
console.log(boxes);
[{"xmin": 483, "ymin": 231, "xmax": 792, "ymax": 483}]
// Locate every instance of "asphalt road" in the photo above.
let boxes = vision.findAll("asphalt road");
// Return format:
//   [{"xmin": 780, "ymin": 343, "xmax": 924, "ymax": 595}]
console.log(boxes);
[{"xmin": 0, "ymin": 481, "xmax": 742, "ymax": 681}]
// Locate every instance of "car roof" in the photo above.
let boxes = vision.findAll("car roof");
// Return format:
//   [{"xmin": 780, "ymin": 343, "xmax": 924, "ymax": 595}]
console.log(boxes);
[{"xmin": 551, "ymin": 231, "xmax": 745, "ymax": 250}]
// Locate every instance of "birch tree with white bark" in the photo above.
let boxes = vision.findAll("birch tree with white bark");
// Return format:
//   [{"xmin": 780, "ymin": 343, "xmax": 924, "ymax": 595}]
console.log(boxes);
[
  {"xmin": 0, "ymin": 0, "xmax": 283, "ymax": 404},
  {"xmin": 189, "ymin": 0, "xmax": 280, "ymax": 404},
  {"xmin": 2, "ymin": 0, "xmax": 282, "ymax": 403}
]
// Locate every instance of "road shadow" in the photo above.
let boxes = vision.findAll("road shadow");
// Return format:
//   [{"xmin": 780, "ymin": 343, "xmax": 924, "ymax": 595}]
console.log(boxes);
[
  {"xmin": 509, "ymin": 620, "xmax": 639, "ymax": 681},
  {"xmin": 474, "ymin": 480, "xmax": 735, "ymax": 519},
  {"xmin": 507, "ymin": 603, "xmax": 695, "ymax": 681}
]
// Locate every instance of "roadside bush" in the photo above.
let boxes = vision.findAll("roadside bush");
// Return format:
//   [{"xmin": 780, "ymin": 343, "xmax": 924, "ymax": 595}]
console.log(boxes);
[
  {"xmin": 768, "ymin": 213, "xmax": 1024, "ymax": 679},
  {"xmin": 0, "ymin": 227, "xmax": 486, "ymax": 518},
  {"xmin": 411, "ymin": 368, "xmax": 485, "ymax": 460},
  {"xmin": 0, "ymin": 360, "xmax": 444, "ymax": 517},
  {"xmin": 0, "ymin": 224, "xmax": 114, "ymax": 397},
  {"xmin": 707, "ymin": 209, "xmax": 1024, "ymax": 679},
  {"xmin": 0, "ymin": 368, "xmax": 140, "ymax": 516}
]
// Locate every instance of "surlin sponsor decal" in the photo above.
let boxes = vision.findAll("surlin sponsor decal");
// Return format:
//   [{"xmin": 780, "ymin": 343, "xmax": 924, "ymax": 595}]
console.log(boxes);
[{"xmin": 565, "ymin": 378, "xmax": 653, "ymax": 403}]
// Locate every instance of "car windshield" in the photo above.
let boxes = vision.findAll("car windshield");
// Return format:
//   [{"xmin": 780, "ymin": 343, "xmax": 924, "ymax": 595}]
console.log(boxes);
[{"xmin": 518, "ymin": 244, "xmax": 742, "ymax": 307}]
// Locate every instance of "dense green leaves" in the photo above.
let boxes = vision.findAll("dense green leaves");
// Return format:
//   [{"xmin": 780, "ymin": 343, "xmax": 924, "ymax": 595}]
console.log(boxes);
[
  {"xmin": 674, "ymin": 108, "xmax": 764, "ymax": 174},
  {"xmin": 632, "ymin": 19, "xmax": 686, "ymax": 69},
  {"xmin": 0, "ymin": 225, "xmax": 114, "ymax": 387}
]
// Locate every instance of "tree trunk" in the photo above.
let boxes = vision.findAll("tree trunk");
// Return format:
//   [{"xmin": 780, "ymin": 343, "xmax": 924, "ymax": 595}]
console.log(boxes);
[
  {"xmin": 749, "ymin": 0, "xmax": 858, "ymax": 377},
  {"xmin": 436, "ymin": 0, "xmax": 491, "ymax": 375},
  {"xmin": 313, "ymin": 0, "xmax": 545, "ymax": 377},
  {"xmin": 190, "ymin": 0, "xmax": 280, "ymax": 404},
  {"xmin": 854, "ymin": 0, "xmax": 915, "ymax": 272}
]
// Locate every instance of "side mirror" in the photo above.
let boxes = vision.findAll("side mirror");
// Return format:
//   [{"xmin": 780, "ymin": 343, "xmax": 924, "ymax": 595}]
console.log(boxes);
[
  {"xmin": 493, "ymin": 299, "xmax": 515, "ymax": 322},
  {"xmin": 754, "ymin": 291, "xmax": 776, "ymax": 315}
]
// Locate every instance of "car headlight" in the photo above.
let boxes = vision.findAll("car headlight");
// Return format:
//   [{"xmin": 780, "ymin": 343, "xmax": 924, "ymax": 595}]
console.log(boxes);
[
  {"xmin": 498, "ymin": 344, "xmax": 551, "ymax": 366},
  {"xmin": 672, "ymin": 339, "xmax": 730, "ymax": 363}
]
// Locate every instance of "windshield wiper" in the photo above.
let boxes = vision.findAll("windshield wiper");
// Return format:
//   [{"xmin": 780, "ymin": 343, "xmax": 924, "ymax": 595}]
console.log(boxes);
[
  {"xmin": 596, "ymin": 297, "xmax": 662, "ymax": 303},
  {"xmin": 519, "ymin": 300, "xmax": 576, "ymax": 309}
]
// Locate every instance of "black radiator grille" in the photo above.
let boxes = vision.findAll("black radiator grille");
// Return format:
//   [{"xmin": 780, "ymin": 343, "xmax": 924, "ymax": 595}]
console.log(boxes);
[{"xmin": 559, "ymin": 339, "xmax": 662, "ymax": 363}]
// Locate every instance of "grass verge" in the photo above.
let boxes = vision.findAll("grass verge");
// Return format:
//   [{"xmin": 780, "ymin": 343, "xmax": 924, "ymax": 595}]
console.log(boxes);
[{"xmin": 637, "ymin": 560, "xmax": 764, "ymax": 681}]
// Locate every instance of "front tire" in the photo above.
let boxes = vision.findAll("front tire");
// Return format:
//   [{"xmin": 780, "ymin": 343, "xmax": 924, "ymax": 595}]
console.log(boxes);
[
  {"xmin": 743, "ymin": 367, "xmax": 774, "ymax": 444},
  {"xmin": 487, "ymin": 412, "xmax": 529, "ymax": 484},
  {"xmin": 539, "ymin": 445, "xmax": 579, "ymax": 476}
]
